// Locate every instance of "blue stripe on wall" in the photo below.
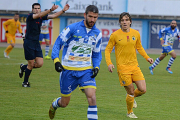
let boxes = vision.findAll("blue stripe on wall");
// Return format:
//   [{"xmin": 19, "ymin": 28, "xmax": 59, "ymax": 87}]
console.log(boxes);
[{"xmin": 142, "ymin": 20, "xmax": 149, "ymax": 49}]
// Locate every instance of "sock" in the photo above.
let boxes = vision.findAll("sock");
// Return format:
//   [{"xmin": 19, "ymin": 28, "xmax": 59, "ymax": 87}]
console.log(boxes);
[
  {"xmin": 151, "ymin": 58, "xmax": 160, "ymax": 69},
  {"xmin": 52, "ymin": 97, "xmax": 61, "ymax": 109},
  {"xmin": 134, "ymin": 88, "xmax": 146, "ymax": 97},
  {"xmin": 87, "ymin": 105, "xmax": 98, "ymax": 120},
  {"xmin": 5, "ymin": 45, "xmax": 13, "ymax": 55},
  {"xmin": 21, "ymin": 64, "xmax": 27, "ymax": 72},
  {"xmin": 167, "ymin": 57, "xmax": 175, "ymax": 68},
  {"xmin": 45, "ymin": 45, "xmax": 49, "ymax": 56},
  {"xmin": 23, "ymin": 68, "xmax": 32, "ymax": 83},
  {"xmin": 126, "ymin": 94, "xmax": 134, "ymax": 114}
]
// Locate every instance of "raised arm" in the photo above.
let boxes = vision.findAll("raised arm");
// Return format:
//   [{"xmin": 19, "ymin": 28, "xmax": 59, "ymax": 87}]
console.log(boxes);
[
  {"xmin": 33, "ymin": 5, "xmax": 58, "ymax": 19},
  {"xmin": 47, "ymin": 4, "xmax": 70, "ymax": 19}
]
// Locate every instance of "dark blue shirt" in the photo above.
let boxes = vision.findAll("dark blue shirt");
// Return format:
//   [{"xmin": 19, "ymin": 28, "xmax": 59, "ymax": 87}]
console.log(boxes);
[{"xmin": 25, "ymin": 13, "xmax": 48, "ymax": 41}]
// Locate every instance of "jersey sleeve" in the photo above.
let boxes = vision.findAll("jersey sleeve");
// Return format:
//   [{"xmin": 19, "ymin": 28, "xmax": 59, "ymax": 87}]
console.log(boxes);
[
  {"xmin": 105, "ymin": 33, "xmax": 116, "ymax": 66},
  {"xmin": 3, "ymin": 20, "xmax": 11, "ymax": 31},
  {"xmin": 159, "ymin": 27, "xmax": 167, "ymax": 39},
  {"xmin": 92, "ymin": 32, "xmax": 102, "ymax": 69},
  {"xmin": 42, "ymin": 15, "xmax": 48, "ymax": 20},
  {"xmin": 51, "ymin": 25, "xmax": 74, "ymax": 60},
  {"xmin": 136, "ymin": 32, "xmax": 150, "ymax": 60},
  {"xmin": 18, "ymin": 22, "xmax": 22, "ymax": 33}
]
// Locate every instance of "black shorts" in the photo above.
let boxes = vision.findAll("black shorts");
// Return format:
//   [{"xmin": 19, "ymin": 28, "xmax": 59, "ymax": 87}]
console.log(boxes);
[{"xmin": 23, "ymin": 39, "xmax": 43, "ymax": 60}]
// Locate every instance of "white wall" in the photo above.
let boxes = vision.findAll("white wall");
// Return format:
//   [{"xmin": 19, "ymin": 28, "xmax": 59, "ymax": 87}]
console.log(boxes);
[
  {"xmin": 0, "ymin": 0, "xmax": 38, "ymax": 11},
  {"xmin": 128, "ymin": 0, "xmax": 180, "ymax": 16}
]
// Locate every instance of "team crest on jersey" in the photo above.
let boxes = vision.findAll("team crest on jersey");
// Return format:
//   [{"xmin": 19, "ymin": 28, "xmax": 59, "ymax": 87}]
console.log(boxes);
[
  {"xmin": 122, "ymin": 81, "xmax": 126, "ymax": 84},
  {"xmin": 89, "ymin": 36, "xmax": 96, "ymax": 42},
  {"xmin": 132, "ymin": 36, "xmax": 136, "ymax": 40}
]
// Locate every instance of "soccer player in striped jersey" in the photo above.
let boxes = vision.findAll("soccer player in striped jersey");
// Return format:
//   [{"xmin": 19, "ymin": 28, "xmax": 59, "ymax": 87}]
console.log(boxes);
[
  {"xmin": 49, "ymin": 5, "xmax": 102, "ymax": 120},
  {"xmin": 39, "ymin": 9, "xmax": 52, "ymax": 60},
  {"xmin": 105, "ymin": 12, "xmax": 153, "ymax": 118},
  {"xmin": 149, "ymin": 20, "xmax": 180, "ymax": 75}
]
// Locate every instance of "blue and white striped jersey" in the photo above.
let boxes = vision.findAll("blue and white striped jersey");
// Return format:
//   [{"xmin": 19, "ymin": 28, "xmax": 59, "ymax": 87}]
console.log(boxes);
[
  {"xmin": 40, "ymin": 20, "xmax": 50, "ymax": 34},
  {"xmin": 51, "ymin": 20, "xmax": 102, "ymax": 70},
  {"xmin": 159, "ymin": 26, "xmax": 180, "ymax": 47}
]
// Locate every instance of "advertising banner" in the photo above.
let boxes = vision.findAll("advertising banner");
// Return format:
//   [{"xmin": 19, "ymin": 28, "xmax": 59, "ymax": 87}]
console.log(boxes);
[
  {"xmin": 39, "ymin": 0, "xmax": 126, "ymax": 14},
  {"xmin": 150, "ymin": 22, "xmax": 180, "ymax": 49}
]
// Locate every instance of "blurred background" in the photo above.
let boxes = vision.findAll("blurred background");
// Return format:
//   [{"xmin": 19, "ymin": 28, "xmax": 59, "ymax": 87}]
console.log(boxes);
[{"xmin": 0, "ymin": 0, "xmax": 180, "ymax": 50}]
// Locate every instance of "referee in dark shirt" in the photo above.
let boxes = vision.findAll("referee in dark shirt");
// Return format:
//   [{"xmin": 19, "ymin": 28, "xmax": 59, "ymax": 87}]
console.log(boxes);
[{"xmin": 19, "ymin": 3, "xmax": 70, "ymax": 87}]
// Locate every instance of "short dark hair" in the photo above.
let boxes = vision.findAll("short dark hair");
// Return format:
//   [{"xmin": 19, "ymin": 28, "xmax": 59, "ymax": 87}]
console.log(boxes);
[
  {"xmin": 85, "ymin": 5, "xmax": 99, "ymax": 14},
  {"xmin": 119, "ymin": 12, "xmax": 132, "ymax": 23},
  {"xmin": 32, "ymin": 3, "xmax": 41, "ymax": 9},
  {"xmin": 15, "ymin": 13, "xmax": 19, "ymax": 16},
  {"xmin": 119, "ymin": 12, "xmax": 132, "ymax": 27}
]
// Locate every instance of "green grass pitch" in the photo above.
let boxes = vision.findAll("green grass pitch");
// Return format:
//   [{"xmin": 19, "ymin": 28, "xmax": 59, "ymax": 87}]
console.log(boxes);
[{"xmin": 0, "ymin": 47, "xmax": 180, "ymax": 120}]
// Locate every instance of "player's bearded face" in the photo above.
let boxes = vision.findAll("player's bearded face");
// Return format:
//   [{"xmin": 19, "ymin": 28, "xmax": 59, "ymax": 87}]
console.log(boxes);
[
  {"xmin": 85, "ymin": 12, "xmax": 98, "ymax": 28},
  {"xmin": 171, "ymin": 25, "xmax": 176, "ymax": 29},
  {"xmin": 14, "ymin": 15, "xmax": 19, "ymax": 21},
  {"xmin": 170, "ymin": 21, "xmax": 177, "ymax": 29}
]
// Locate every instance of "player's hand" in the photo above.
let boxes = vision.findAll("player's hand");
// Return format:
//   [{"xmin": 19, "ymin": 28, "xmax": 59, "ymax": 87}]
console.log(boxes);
[
  {"xmin": 147, "ymin": 58, "xmax": 153, "ymax": 64},
  {"xmin": 50, "ymin": 4, "xmax": 58, "ymax": 11},
  {"xmin": 21, "ymin": 33, "xmax": 25, "ymax": 39},
  {"xmin": 63, "ymin": 4, "xmax": 70, "ymax": 12},
  {"xmin": 6, "ymin": 31, "xmax": 8, "ymax": 33},
  {"xmin": 108, "ymin": 64, "xmax": 114, "ymax": 73},
  {"xmin": 161, "ymin": 40, "xmax": 164, "ymax": 45},
  {"xmin": 55, "ymin": 62, "xmax": 64, "ymax": 72},
  {"xmin": 91, "ymin": 67, "xmax": 99, "ymax": 78}
]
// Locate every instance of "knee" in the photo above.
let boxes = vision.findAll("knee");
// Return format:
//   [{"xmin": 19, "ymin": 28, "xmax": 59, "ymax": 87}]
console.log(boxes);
[
  {"xmin": 38, "ymin": 62, "xmax": 43, "ymax": 67},
  {"xmin": 60, "ymin": 102, "xmax": 69, "ymax": 108},
  {"xmin": 139, "ymin": 88, "xmax": 146, "ymax": 94},
  {"xmin": 172, "ymin": 56, "xmax": 176, "ymax": 59},
  {"xmin": 35, "ymin": 61, "xmax": 43, "ymax": 68},
  {"xmin": 87, "ymin": 95, "xmax": 96, "ymax": 105},
  {"xmin": 11, "ymin": 44, "xmax": 15, "ymax": 47}
]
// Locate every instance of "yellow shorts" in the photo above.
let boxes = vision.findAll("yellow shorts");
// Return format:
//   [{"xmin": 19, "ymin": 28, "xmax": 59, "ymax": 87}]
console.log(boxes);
[
  {"xmin": 5, "ymin": 33, "xmax": 15, "ymax": 44},
  {"xmin": 118, "ymin": 67, "xmax": 145, "ymax": 86}
]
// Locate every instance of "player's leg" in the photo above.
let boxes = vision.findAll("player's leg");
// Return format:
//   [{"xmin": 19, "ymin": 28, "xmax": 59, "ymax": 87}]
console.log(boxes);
[
  {"xmin": 133, "ymin": 68, "xmax": 146, "ymax": 98},
  {"xmin": 4, "ymin": 35, "xmax": 15, "ymax": 58},
  {"xmin": 79, "ymin": 69, "xmax": 98, "ymax": 120},
  {"xmin": 44, "ymin": 34, "xmax": 51, "ymax": 59},
  {"xmin": 49, "ymin": 70, "xmax": 78, "ymax": 119},
  {"xmin": 166, "ymin": 50, "xmax": 176, "ymax": 74},
  {"xmin": 84, "ymin": 88, "xmax": 98, "ymax": 120},
  {"xmin": 21, "ymin": 40, "xmax": 37, "ymax": 87},
  {"xmin": 149, "ymin": 53, "xmax": 166, "ymax": 75},
  {"xmin": 34, "ymin": 57, "xmax": 43, "ymax": 68},
  {"xmin": 49, "ymin": 96, "xmax": 71, "ymax": 119},
  {"xmin": 21, "ymin": 59, "xmax": 34, "ymax": 87},
  {"xmin": 118, "ymin": 72, "xmax": 137, "ymax": 118}
]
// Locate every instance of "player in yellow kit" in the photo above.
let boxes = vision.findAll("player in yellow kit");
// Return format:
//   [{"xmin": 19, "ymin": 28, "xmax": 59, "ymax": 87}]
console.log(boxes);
[
  {"xmin": 105, "ymin": 12, "xmax": 153, "ymax": 118},
  {"xmin": 3, "ymin": 13, "xmax": 23, "ymax": 58}
]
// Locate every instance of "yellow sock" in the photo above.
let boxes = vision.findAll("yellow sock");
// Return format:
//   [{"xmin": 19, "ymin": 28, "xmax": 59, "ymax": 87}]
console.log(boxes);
[
  {"xmin": 5, "ymin": 45, "xmax": 13, "ymax": 55},
  {"xmin": 126, "ymin": 94, "xmax": 134, "ymax": 114},
  {"xmin": 134, "ymin": 88, "xmax": 146, "ymax": 97}
]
